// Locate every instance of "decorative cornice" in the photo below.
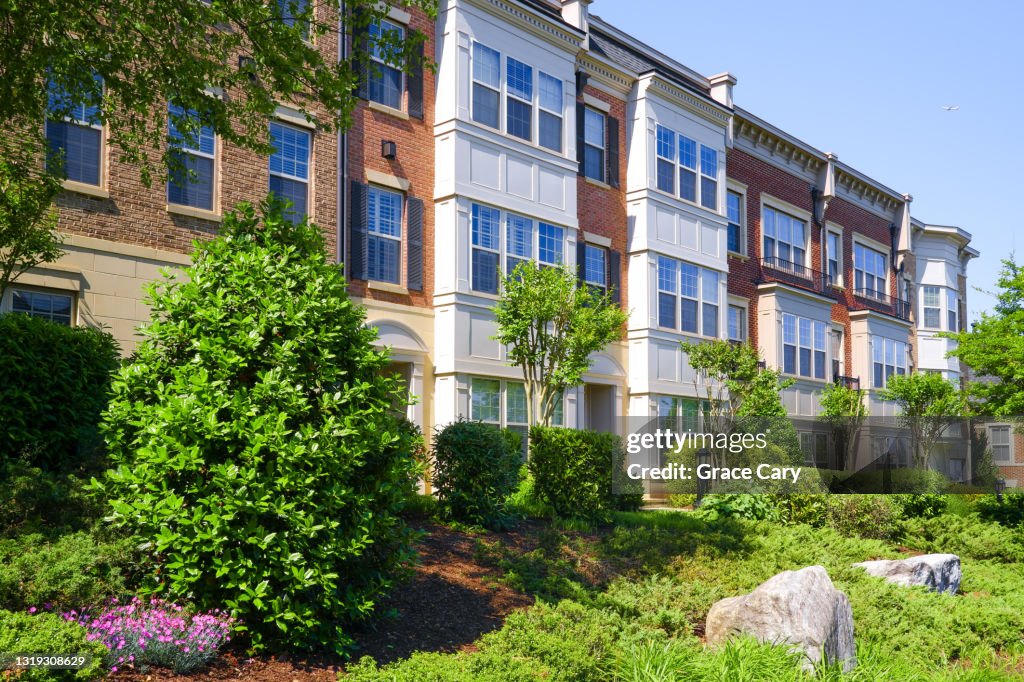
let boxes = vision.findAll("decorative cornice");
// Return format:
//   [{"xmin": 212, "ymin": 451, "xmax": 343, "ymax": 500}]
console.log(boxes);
[
  {"xmin": 644, "ymin": 74, "xmax": 730, "ymax": 127},
  {"xmin": 578, "ymin": 53, "xmax": 632, "ymax": 96},
  {"xmin": 465, "ymin": 0, "xmax": 584, "ymax": 53}
]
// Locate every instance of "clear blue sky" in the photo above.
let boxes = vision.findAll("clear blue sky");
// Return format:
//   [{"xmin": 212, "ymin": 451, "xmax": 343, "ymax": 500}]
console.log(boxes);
[{"xmin": 594, "ymin": 0, "xmax": 1023, "ymax": 320}]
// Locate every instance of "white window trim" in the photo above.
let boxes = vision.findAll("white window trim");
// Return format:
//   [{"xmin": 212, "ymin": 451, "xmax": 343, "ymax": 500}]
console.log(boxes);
[
  {"xmin": 367, "ymin": 184, "xmax": 405, "ymax": 286},
  {"xmin": 656, "ymin": 255, "xmax": 722, "ymax": 338},
  {"xmin": 536, "ymin": 71, "xmax": 563, "ymax": 153},
  {"xmin": 987, "ymin": 423, "xmax": 1016, "ymax": 464},
  {"xmin": 470, "ymin": 202, "xmax": 567, "ymax": 295},
  {"xmin": 726, "ymin": 184, "xmax": 747, "ymax": 256},
  {"xmin": 727, "ymin": 295, "xmax": 748, "ymax": 342},
  {"xmin": 652, "ymin": 123, "xmax": 719, "ymax": 211},
  {"xmin": 583, "ymin": 106, "xmax": 607, "ymax": 183},
  {"xmin": 47, "ymin": 80, "xmax": 108, "ymax": 192},
  {"xmin": 781, "ymin": 313, "xmax": 828, "ymax": 380},
  {"xmin": 851, "ymin": 235, "xmax": 891, "ymax": 301},
  {"xmin": 830, "ymin": 322, "xmax": 845, "ymax": 378},
  {"xmin": 825, "ymin": 223, "xmax": 843, "ymax": 287},
  {"xmin": 268, "ymin": 120, "xmax": 312, "ymax": 219},
  {"xmin": 469, "ymin": 376, "xmax": 563, "ymax": 428},
  {"xmin": 583, "ymin": 243, "xmax": 608, "ymax": 290},
  {"xmin": 922, "ymin": 285, "xmax": 942, "ymax": 330},
  {"xmin": 871, "ymin": 334, "xmax": 909, "ymax": 390},
  {"xmin": 368, "ymin": 16, "xmax": 407, "ymax": 111},
  {"xmin": 167, "ymin": 106, "xmax": 219, "ymax": 215},
  {"xmin": 699, "ymin": 144, "xmax": 718, "ymax": 211},
  {"xmin": 504, "ymin": 56, "xmax": 533, "ymax": 142}
]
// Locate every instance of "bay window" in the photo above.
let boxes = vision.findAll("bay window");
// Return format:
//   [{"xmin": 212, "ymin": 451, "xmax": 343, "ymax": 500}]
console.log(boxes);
[
  {"xmin": 699, "ymin": 146, "xmax": 718, "ymax": 210},
  {"xmin": 782, "ymin": 314, "xmax": 826, "ymax": 379},
  {"xmin": 923, "ymin": 286, "xmax": 941, "ymax": 329},
  {"xmin": 471, "ymin": 43, "xmax": 501, "ymax": 129},
  {"xmin": 872, "ymin": 336, "xmax": 908, "ymax": 388},
  {"xmin": 506, "ymin": 57, "xmax": 533, "ymax": 141},
  {"xmin": 947, "ymin": 289, "xmax": 958, "ymax": 331},
  {"xmin": 657, "ymin": 256, "xmax": 721, "ymax": 337},
  {"xmin": 538, "ymin": 72, "xmax": 563, "ymax": 152},
  {"xmin": 471, "ymin": 203, "xmax": 565, "ymax": 294}
]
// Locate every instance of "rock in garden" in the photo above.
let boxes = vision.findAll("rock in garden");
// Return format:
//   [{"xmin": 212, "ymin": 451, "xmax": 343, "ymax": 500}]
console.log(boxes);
[
  {"xmin": 705, "ymin": 565, "xmax": 856, "ymax": 673},
  {"xmin": 853, "ymin": 554, "xmax": 960, "ymax": 595}
]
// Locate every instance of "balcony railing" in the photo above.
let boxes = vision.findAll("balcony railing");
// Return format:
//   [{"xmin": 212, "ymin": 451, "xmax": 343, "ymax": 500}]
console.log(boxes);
[
  {"xmin": 851, "ymin": 287, "xmax": 911, "ymax": 321},
  {"xmin": 757, "ymin": 257, "xmax": 833, "ymax": 298}
]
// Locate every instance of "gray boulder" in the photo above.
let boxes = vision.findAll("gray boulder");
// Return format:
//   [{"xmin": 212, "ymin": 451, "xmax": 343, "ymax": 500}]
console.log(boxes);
[
  {"xmin": 705, "ymin": 565, "xmax": 856, "ymax": 673},
  {"xmin": 853, "ymin": 554, "xmax": 960, "ymax": 595}
]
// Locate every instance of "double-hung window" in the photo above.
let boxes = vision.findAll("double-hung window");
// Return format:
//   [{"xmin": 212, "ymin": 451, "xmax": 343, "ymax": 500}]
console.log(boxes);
[
  {"xmin": 923, "ymin": 286, "xmax": 941, "ymax": 329},
  {"xmin": 826, "ymin": 231, "xmax": 841, "ymax": 284},
  {"xmin": 367, "ymin": 186, "xmax": 403, "ymax": 284},
  {"xmin": 988, "ymin": 425, "xmax": 1013, "ymax": 463},
  {"xmin": 584, "ymin": 244, "xmax": 607, "ymax": 292},
  {"xmin": 678, "ymin": 134, "xmax": 697, "ymax": 202},
  {"xmin": 471, "ymin": 43, "xmax": 501, "ymax": 129},
  {"xmin": 854, "ymin": 243, "xmax": 888, "ymax": 300},
  {"xmin": 782, "ymin": 314, "xmax": 826, "ymax": 379},
  {"xmin": 583, "ymin": 108, "xmax": 606, "ymax": 182},
  {"xmin": 537, "ymin": 72, "xmax": 563, "ymax": 152},
  {"xmin": 471, "ymin": 378, "xmax": 560, "ymax": 456},
  {"xmin": 727, "ymin": 190, "xmax": 744, "ymax": 254},
  {"xmin": 506, "ymin": 214, "xmax": 532, "ymax": 275},
  {"xmin": 699, "ymin": 146, "xmax": 718, "ymax": 210},
  {"xmin": 505, "ymin": 58, "xmax": 533, "ymax": 141},
  {"xmin": 728, "ymin": 304, "xmax": 746, "ymax": 342},
  {"xmin": 45, "ymin": 76, "xmax": 103, "ymax": 186},
  {"xmin": 947, "ymin": 290, "xmax": 959, "ymax": 331},
  {"xmin": 472, "ymin": 204, "xmax": 501, "ymax": 294},
  {"xmin": 763, "ymin": 206, "xmax": 807, "ymax": 271},
  {"xmin": 8, "ymin": 289, "xmax": 73, "ymax": 325},
  {"xmin": 470, "ymin": 377, "xmax": 501, "ymax": 424},
  {"xmin": 538, "ymin": 223, "xmax": 564, "ymax": 266},
  {"xmin": 268, "ymin": 122, "xmax": 311, "ymax": 223},
  {"xmin": 656, "ymin": 127, "xmax": 675, "ymax": 193},
  {"xmin": 872, "ymin": 336, "xmax": 908, "ymax": 388},
  {"xmin": 277, "ymin": 0, "xmax": 309, "ymax": 40},
  {"xmin": 657, "ymin": 256, "xmax": 720, "ymax": 337},
  {"xmin": 167, "ymin": 104, "xmax": 215, "ymax": 211},
  {"xmin": 801, "ymin": 432, "xmax": 829, "ymax": 468},
  {"xmin": 368, "ymin": 18, "xmax": 405, "ymax": 110}
]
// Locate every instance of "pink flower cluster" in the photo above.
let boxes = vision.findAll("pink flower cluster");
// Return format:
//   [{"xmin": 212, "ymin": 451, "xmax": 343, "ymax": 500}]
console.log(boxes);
[{"xmin": 63, "ymin": 597, "xmax": 234, "ymax": 674}]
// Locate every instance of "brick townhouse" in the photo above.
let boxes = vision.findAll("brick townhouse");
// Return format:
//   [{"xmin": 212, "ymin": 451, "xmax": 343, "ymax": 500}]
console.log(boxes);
[{"xmin": 5, "ymin": 0, "xmax": 979, "ymax": 475}]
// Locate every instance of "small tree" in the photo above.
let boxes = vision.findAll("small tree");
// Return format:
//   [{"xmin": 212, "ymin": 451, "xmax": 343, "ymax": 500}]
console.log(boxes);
[
  {"xmin": 819, "ymin": 382, "xmax": 868, "ymax": 471},
  {"xmin": 881, "ymin": 372, "xmax": 971, "ymax": 470},
  {"xmin": 96, "ymin": 200, "xmax": 421, "ymax": 654},
  {"xmin": 0, "ymin": 157, "xmax": 63, "ymax": 299},
  {"xmin": 493, "ymin": 261, "xmax": 627, "ymax": 427}
]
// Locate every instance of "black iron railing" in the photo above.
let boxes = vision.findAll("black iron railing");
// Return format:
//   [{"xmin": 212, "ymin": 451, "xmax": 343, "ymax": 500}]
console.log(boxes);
[
  {"xmin": 852, "ymin": 287, "xmax": 911, "ymax": 321},
  {"xmin": 758, "ymin": 257, "xmax": 833, "ymax": 297}
]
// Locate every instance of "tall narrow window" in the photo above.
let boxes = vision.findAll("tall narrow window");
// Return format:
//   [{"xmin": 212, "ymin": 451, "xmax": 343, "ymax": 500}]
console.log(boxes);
[
  {"xmin": 826, "ymin": 231, "xmax": 841, "ymax": 284},
  {"xmin": 923, "ymin": 286, "xmax": 941, "ymax": 329},
  {"xmin": 505, "ymin": 57, "xmax": 533, "ymax": 141},
  {"xmin": 167, "ymin": 104, "xmax": 215, "ymax": 211},
  {"xmin": 470, "ymin": 378, "xmax": 501, "ymax": 423},
  {"xmin": 680, "ymin": 262, "xmax": 699, "ymax": 334},
  {"xmin": 583, "ymin": 244, "xmax": 607, "ymax": 292},
  {"xmin": 727, "ymin": 190, "xmax": 743, "ymax": 254},
  {"xmin": 538, "ymin": 72, "xmax": 563, "ymax": 152},
  {"xmin": 538, "ymin": 223, "xmax": 564, "ymax": 265},
  {"xmin": 367, "ymin": 186, "xmax": 403, "ymax": 284},
  {"xmin": 471, "ymin": 43, "xmax": 500, "ymax": 129},
  {"xmin": 783, "ymin": 314, "xmax": 797, "ymax": 375},
  {"xmin": 947, "ymin": 290, "xmax": 958, "ymax": 331},
  {"xmin": 277, "ymin": 0, "xmax": 309, "ymax": 40},
  {"xmin": 471, "ymin": 204, "xmax": 500, "ymax": 294},
  {"xmin": 728, "ymin": 304, "xmax": 746, "ymax": 342},
  {"xmin": 657, "ymin": 256, "xmax": 677, "ymax": 329},
  {"xmin": 655, "ymin": 125, "xmax": 675, "ymax": 193},
  {"xmin": 989, "ymin": 425, "xmax": 1012, "ymax": 462},
  {"xmin": 699, "ymin": 146, "xmax": 718, "ymax": 210},
  {"xmin": 678, "ymin": 135, "xmax": 697, "ymax": 202},
  {"xmin": 854, "ymin": 243, "xmax": 887, "ymax": 300},
  {"xmin": 813, "ymin": 321, "xmax": 826, "ymax": 379},
  {"xmin": 10, "ymin": 289, "xmax": 73, "ymax": 325},
  {"xmin": 583, "ymin": 108, "xmax": 606, "ymax": 182},
  {"xmin": 506, "ymin": 382, "xmax": 529, "ymax": 457},
  {"xmin": 368, "ymin": 18, "xmax": 405, "ymax": 110},
  {"xmin": 831, "ymin": 328, "xmax": 844, "ymax": 378},
  {"xmin": 506, "ymin": 214, "xmax": 532, "ymax": 275},
  {"xmin": 763, "ymin": 206, "xmax": 806, "ymax": 271},
  {"xmin": 701, "ymin": 270, "xmax": 719, "ymax": 337},
  {"xmin": 45, "ymin": 76, "xmax": 103, "ymax": 186},
  {"xmin": 268, "ymin": 122, "xmax": 310, "ymax": 223}
]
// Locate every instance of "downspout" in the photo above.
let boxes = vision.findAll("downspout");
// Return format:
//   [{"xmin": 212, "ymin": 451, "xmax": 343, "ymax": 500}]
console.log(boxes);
[{"xmin": 337, "ymin": 3, "xmax": 348, "ymax": 266}]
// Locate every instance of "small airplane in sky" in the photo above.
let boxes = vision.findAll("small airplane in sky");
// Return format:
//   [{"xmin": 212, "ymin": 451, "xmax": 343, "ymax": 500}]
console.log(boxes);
[{"xmin": 942, "ymin": 105, "xmax": 960, "ymax": 111}]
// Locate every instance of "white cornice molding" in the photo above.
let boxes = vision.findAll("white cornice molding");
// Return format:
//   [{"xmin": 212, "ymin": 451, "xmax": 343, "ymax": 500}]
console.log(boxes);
[
  {"xmin": 465, "ymin": 0, "xmax": 584, "ymax": 53},
  {"xmin": 642, "ymin": 74, "xmax": 730, "ymax": 128},
  {"xmin": 578, "ymin": 53, "xmax": 633, "ymax": 96}
]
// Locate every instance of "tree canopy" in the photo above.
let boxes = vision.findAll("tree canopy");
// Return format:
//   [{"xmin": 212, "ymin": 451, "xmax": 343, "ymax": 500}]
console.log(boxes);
[
  {"xmin": 881, "ymin": 372, "xmax": 970, "ymax": 469},
  {"xmin": 493, "ymin": 261, "xmax": 627, "ymax": 427}
]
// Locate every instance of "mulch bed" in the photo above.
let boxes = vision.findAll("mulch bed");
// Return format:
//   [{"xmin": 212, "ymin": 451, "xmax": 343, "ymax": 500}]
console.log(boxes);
[{"xmin": 110, "ymin": 522, "xmax": 535, "ymax": 680}]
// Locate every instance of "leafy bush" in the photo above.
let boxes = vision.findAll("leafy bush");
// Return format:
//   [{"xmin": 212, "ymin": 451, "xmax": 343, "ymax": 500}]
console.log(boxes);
[
  {"xmin": 826, "ymin": 495, "xmax": 903, "ymax": 541},
  {"xmin": 0, "ymin": 610, "xmax": 107, "ymax": 681},
  {"xmin": 771, "ymin": 493, "xmax": 829, "ymax": 526},
  {"xmin": 95, "ymin": 201, "xmax": 422, "ymax": 655},
  {"xmin": 665, "ymin": 493, "xmax": 696, "ymax": 508},
  {"xmin": 975, "ymin": 492, "xmax": 1024, "ymax": 527},
  {"xmin": 505, "ymin": 464, "xmax": 553, "ymax": 518},
  {"xmin": 528, "ymin": 426, "xmax": 643, "ymax": 521},
  {"xmin": 0, "ymin": 462, "xmax": 102, "ymax": 537},
  {"xmin": 695, "ymin": 494, "xmax": 780, "ymax": 522},
  {"xmin": 0, "ymin": 531, "xmax": 135, "ymax": 612},
  {"xmin": 903, "ymin": 513, "xmax": 1024, "ymax": 562},
  {"xmin": 895, "ymin": 493, "xmax": 948, "ymax": 518},
  {"xmin": 67, "ymin": 597, "xmax": 233, "ymax": 674},
  {"xmin": 431, "ymin": 419, "xmax": 521, "ymax": 528},
  {"xmin": 0, "ymin": 313, "xmax": 119, "ymax": 471}
]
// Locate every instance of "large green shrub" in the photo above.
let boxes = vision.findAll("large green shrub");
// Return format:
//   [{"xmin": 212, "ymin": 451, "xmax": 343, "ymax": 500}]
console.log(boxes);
[
  {"xmin": 0, "ymin": 531, "xmax": 135, "ymax": 612},
  {"xmin": 0, "ymin": 610, "xmax": 108, "ymax": 681},
  {"xmin": 528, "ymin": 426, "xmax": 643, "ymax": 521},
  {"xmin": 95, "ymin": 201, "xmax": 422, "ymax": 655},
  {"xmin": 975, "ymin": 492, "xmax": 1024, "ymax": 527},
  {"xmin": 0, "ymin": 313, "xmax": 119, "ymax": 470},
  {"xmin": 0, "ymin": 461, "xmax": 102, "ymax": 537},
  {"xmin": 431, "ymin": 419, "xmax": 521, "ymax": 528},
  {"xmin": 826, "ymin": 495, "xmax": 903, "ymax": 541}
]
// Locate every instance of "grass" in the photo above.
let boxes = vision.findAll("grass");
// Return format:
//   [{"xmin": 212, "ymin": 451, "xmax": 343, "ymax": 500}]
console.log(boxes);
[{"xmin": 342, "ymin": 505, "xmax": 1024, "ymax": 681}]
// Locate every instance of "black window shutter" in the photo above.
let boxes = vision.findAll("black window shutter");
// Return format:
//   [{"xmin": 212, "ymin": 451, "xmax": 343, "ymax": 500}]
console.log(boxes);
[
  {"xmin": 576, "ymin": 239, "xmax": 586, "ymax": 284},
  {"xmin": 349, "ymin": 180, "xmax": 368, "ymax": 280},
  {"xmin": 576, "ymin": 102, "xmax": 585, "ymax": 176},
  {"xmin": 407, "ymin": 33, "xmax": 425, "ymax": 120},
  {"xmin": 406, "ymin": 197, "xmax": 424, "ymax": 291},
  {"xmin": 606, "ymin": 116, "xmax": 620, "ymax": 188},
  {"xmin": 608, "ymin": 249, "xmax": 621, "ymax": 304},
  {"xmin": 352, "ymin": 10, "xmax": 370, "ymax": 100}
]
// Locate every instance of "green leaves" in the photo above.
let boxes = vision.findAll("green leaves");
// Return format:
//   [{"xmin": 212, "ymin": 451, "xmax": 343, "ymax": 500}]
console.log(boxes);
[
  {"xmin": 99, "ymin": 201, "xmax": 423, "ymax": 654},
  {"xmin": 493, "ymin": 261, "xmax": 628, "ymax": 426}
]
